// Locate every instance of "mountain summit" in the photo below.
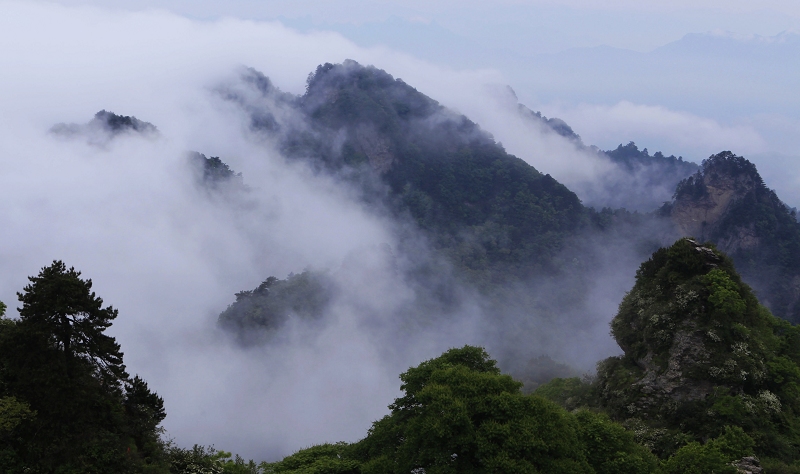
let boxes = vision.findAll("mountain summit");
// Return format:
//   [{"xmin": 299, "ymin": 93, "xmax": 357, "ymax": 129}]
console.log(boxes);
[{"xmin": 666, "ymin": 152, "xmax": 800, "ymax": 322}]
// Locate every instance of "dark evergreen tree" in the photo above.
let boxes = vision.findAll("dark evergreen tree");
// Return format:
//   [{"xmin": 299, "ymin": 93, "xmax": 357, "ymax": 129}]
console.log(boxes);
[
  {"xmin": 17, "ymin": 260, "xmax": 126, "ymax": 382},
  {"xmin": 0, "ymin": 261, "xmax": 167, "ymax": 473}
]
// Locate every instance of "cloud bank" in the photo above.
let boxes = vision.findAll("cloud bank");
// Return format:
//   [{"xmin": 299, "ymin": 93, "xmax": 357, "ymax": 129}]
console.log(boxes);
[
  {"xmin": 542, "ymin": 101, "xmax": 768, "ymax": 159},
  {"xmin": 0, "ymin": 1, "xmax": 618, "ymax": 460},
  {"xmin": 2, "ymin": 0, "xmax": 772, "ymax": 462}
]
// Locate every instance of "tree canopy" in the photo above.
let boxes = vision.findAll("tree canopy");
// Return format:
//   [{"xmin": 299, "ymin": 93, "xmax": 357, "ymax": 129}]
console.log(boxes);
[
  {"xmin": 0, "ymin": 261, "xmax": 166, "ymax": 473},
  {"xmin": 264, "ymin": 346, "xmax": 660, "ymax": 474}
]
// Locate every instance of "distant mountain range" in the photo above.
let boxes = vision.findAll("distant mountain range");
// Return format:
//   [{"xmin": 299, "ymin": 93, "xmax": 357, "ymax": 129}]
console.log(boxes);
[{"xmin": 63, "ymin": 60, "xmax": 800, "ymax": 347}]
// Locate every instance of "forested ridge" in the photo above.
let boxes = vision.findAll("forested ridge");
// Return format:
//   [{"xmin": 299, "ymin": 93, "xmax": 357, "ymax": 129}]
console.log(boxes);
[
  {"xmin": 234, "ymin": 61, "xmax": 589, "ymax": 285},
  {"xmin": 217, "ymin": 62, "xmax": 800, "ymax": 344}
]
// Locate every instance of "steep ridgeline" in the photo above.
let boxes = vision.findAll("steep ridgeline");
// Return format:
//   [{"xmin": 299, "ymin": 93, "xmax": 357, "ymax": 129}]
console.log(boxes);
[
  {"xmin": 665, "ymin": 152, "xmax": 800, "ymax": 322},
  {"xmin": 497, "ymin": 84, "xmax": 699, "ymax": 212},
  {"xmin": 605, "ymin": 141, "xmax": 699, "ymax": 193},
  {"xmin": 539, "ymin": 238, "xmax": 800, "ymax": 468},
  {"xmin": 224, "ymin": 60, "xmax": 587, "ymax": 284},
  {"xmin": 516, "ymin": 101, "xmax": 583, "ymax": 143},
  {"xmin": 587, "ymin": 142, "xmax": 701, "ymax": 212},
  {"xmin": 606, "ymin": 141, "xmax": 697, "ymax": 175}
]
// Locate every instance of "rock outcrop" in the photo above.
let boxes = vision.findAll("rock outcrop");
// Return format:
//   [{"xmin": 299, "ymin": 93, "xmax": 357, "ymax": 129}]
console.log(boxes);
[
  {"xmin": 50, "ymin": 110, "xmax": 158, "ymax": 145},
  {"xmin": 734, "ymin": 456, "xmax": 763, "ymax": 474},
  {"xmin": 666, "ymin": 151, "xmax": 800, "ymax": 322},
  {"xmin": 595, "ymin": 238, "xmax": 798, "ymax": 456},
  {"xmin": 670, "ymin": 152, "xmax": 761, "ymax": 244}
]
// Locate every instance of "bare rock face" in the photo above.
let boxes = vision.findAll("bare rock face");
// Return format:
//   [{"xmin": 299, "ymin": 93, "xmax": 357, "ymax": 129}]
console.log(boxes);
[
  {"xmin": 354, "ymin": 125, "xmax": 395, "ymax": 174},
  {"xmin": 633, "ymin": 325, "xmax": 714, "ymax": 409},
  {"xmin": 733, "ymin": 456, "xmax": 763, "ymax": 474},
  {"xmin": 670, "ymin": 153, "xmax": 760, "ymax": 246},
  {"xmin": 666, "ymin": 151, "xmax": 800, "ymax": 322}
]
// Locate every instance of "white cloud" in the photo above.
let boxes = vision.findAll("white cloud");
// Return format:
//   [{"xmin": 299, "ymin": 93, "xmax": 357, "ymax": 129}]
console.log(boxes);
[
  {"xmin": 10, "ymin": 0, "xmax": 791, "ymax": 462},
  {"xmin": 1, "ymin": 1, "xmax": 609, "ymax": 461},
  {"xmin": 542, "ymin": 101, "xmax": 768, "ymax": 160}
]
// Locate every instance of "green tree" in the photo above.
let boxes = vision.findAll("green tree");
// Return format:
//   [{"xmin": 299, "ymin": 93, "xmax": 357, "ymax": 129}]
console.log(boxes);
[
  {"xmin": 353, "ymin": 346, "xmax": 593, "ymax": 474},
  {"xmin": 663, "ymin": 426, "xmax": 754, "ymax": 474},
  {"xmin": 261, "ymin": 443, "xmax": 359, "ymax": 474},
  {"xmin": 573, "ymin": 410, "xmax": 660, "ymax": 474},
  {"xmin": 17, "ymin": 260, "xmax": 126, "ymax": 382},
  {"xmin": 0, "ymin": 262, "xmax": 167, "ymax": 473},
  {"xmin": 264, "ymin": 346, "xmax": 660, "ymax": 474}
]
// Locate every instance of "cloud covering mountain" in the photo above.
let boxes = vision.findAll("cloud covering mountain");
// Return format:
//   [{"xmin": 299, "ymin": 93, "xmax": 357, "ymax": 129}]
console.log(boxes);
[{"xmin": 2, "ymin": 0, "xmax": 800, "ymax": 463}]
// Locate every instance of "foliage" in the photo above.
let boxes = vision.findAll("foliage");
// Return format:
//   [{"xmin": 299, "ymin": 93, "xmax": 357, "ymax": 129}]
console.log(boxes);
[
  {"xmin": 0, "ymin": 262, "xmax": 168, "ymax": 473},
  {"xmin": 261, "ymin": 346, "xmax": 663, "ymax": 474},
  {"xmin": 189, "ymin": 152, "xmax": 245, "ymax": 190},
  {"xmin": 354, "ymin": 346, "xmax": 597, "ymax": 473},
  {"xmin": 662, "ymin": 426, "xmax": 754, "ymax": 474},
  {"xmin": 261, "ymin": 443, "xmax": 359, "ymax": 473},
  {"xmin": 605, "ymin": 141, "xmax": 698, "ymax": 198},
  {"xmin": 218, "ymin": 271, "xmax": 334, "ymax": 342},
  {"xmin": 167, "ymin": 445, "xmax": 261, "ymax": 474},
  {"xmin": 50, "ymin": 109, "xmax": 158, "ymax": 139},
  {"xmin": 671, "ymin": 151, "xmax": 800, "ymax": 322},
  {"xmin": 0, "ymin": 396, "xmax": 34, "ymax": 434},
  {"xmin": 605, "ymin": 142, "xmax": 696, "ymax": 175},
  {"xmin": 93, "ymin": 109, "xmax": 159, "ymax": 134},
  {"xmin": 17, "ymin": 260, "xmax": 127, "ymax": 382},
  {"xmin": 573, "ymin": 410, "xmax": 660, "ymax": 474},
  {"xmin": 533, "ymin": 376, "xmax": 593, "ymax": 408},
  {"xmin": 540, "ymin": 238, "xmax": 800, "ymax": 464}
]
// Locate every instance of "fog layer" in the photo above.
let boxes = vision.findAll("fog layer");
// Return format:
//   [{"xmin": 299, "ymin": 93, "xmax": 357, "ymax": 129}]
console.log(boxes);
[{"xmin": 0, "ymin": 1, "xmax": 681, "ymax": 460}]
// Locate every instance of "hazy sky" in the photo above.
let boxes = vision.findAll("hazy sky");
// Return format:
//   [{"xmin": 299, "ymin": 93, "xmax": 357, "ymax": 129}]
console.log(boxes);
[
  {"xmin": 37, "ymin": 1, "xmax": 800, "ymax": 181},
  {"xmin": 2, "ymin": 0, "xmax": 800, "ymax": 461},
  {"xmin": 43, "ymin": 0, "xmax": 800, "ymax": 51}
]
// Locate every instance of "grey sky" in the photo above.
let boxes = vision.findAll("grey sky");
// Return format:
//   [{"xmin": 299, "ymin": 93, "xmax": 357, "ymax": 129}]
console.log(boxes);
[{"xmin": 43, "ymin": 0, "xmax": 800, "ymax": 51}]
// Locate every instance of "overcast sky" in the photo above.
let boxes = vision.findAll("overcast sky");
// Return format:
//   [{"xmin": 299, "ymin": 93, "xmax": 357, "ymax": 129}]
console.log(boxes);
[{"xmin": 44, "ymin": 0, "xmax": 800, "ymax": 50}]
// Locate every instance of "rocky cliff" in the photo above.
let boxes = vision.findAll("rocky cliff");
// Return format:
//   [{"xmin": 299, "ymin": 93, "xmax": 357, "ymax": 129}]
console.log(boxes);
[
  {"xmin": 667, "ymin": 152, "xmax": 800, "ymax": 322},
  {"xmin": 592, "ymin": 238, "xmax": 800, "ymax": 461}
]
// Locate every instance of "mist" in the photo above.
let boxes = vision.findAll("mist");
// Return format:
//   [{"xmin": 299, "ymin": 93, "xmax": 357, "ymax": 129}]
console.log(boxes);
[{"xmin": 0, "ymin": 1, "xmax": 698, "ymax": 461}]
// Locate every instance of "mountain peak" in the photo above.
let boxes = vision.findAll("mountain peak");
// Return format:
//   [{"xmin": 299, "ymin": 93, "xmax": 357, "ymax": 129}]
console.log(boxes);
[
  {"xmin": 50, "ymin": 110, "xmax": 158, "ymax": 145},
  {"xmin": 671, "ymin": 151, "xmax": 764, "ymax": 242}
]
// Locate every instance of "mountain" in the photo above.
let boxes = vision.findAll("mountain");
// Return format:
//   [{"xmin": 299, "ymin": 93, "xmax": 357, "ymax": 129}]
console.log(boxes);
[
  {"xmin": 664, "ymin": 152, "xmax": 800, "ymax": 322},
  {"xmin": 58, "ymin": 65, "xmax": 799, "ymax": 334},
  {"xmin": 213, "ymin": 63, "xmax": 800, "ymax": 372},
  {"xmin": 538, "ymin": 238, "xmax": 800, "ymax": 468},
  {"xmin": 50, "ymin": 110, "xmax": 158, "ymax": 145},
  {"xmin": 227, "ymin": 60, "xmax": 588, "ymax": 284}
]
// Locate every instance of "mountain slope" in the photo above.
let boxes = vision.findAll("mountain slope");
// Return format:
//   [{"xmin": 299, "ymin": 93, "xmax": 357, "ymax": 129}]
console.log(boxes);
[
  {"xmin": 230, "ymin": 60, "xmax": 588, "ymax": 283},
  {"xmin": 665, "ymin": 151, "xmax": 800, "ymax": 322}
]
